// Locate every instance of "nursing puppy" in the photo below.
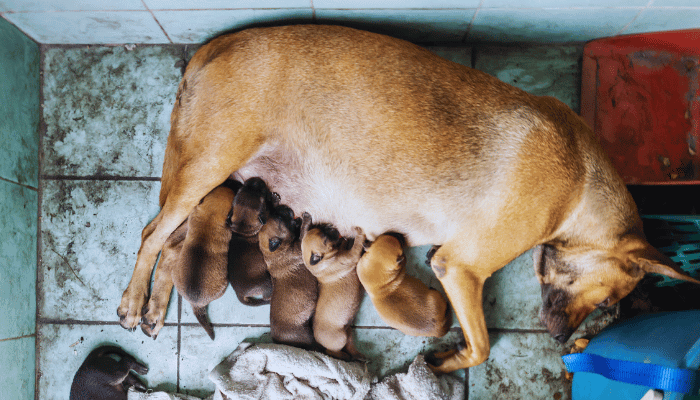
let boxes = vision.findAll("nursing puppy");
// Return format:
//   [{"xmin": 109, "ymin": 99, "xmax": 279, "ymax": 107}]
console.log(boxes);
[
  {"xmin": 70, "ymin": 346, "xmax": 148, "ymax": 400},
  {"xmin": 259, "ymin": 205, "xmax": 319, "ymax": 348},
  {"xmin": 358, "ymin": 233, "xmax": 452, "ymax": 337},
  {"xmin": 300, "ymin": 212, "xmax": 365, "ymax": 359},
  {"xmin": 227, "ymin": 177, "xmax": 274, "ymax": 305}
]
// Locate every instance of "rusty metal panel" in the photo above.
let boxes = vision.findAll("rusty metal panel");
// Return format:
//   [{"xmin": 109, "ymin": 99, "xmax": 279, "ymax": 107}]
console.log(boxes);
[{"xmin": 581, "ymin": 30, "xmax": 700, "ymax": 185}]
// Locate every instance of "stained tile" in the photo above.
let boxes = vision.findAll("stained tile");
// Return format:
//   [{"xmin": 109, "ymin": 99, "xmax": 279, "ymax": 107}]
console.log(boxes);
[
  {"xmin": 39, "ymin": 180, "xmax": 173, "ymax": 322},
  {"xmin": 155, "ymin": 9, "xmax": 314, "ymax": 44},
  {"xmin": 426, "ymin": 46, "xmax": 472, "ymax": 67},
  {"xmin": 469, "ymin": 331, "xmax": 571, "ymax": 400},
  {"xmin": 37, "ymin": 323, "xmax": 178, "ymax": 399},
  {"xmin": 0, "ymin": 336, "xmax": 35, "ymax": 400},
  {"xmin": 42, "ymin": 45, "xmax": 182, "ymax": 177},
  {"xmin": 314, "ymin": 0, "xmax": 481, "ymax": 8},
  {"xmin": 624, "ymin": 8, "xmax": 700, "ymax": 35},
  {"xmin": 144, "ymin": 0, "xmax": 311, "ymax": 9},
  {"xmin": 469, "ymin": 8, "xmax": 639, "ymax": 43},
  {"xmin": 179, "ymin": 326, "xmax": 272, "ymax": 398},
  {"xmin": 474, "ymin": 45, "xmax": 582, "ymax": 111},
  {"xmin": 180, "ymin": 287, "xmax": 272, "ymax": 326},
  {"xmin": 0, "ymin": 0, "xmax": 145, "ymax": 12},
  {"xmin": 0, "ymin": 17, "xmax": 39, "ymax": 187},
  {"xmin": 0, "ymin": 180, "xmax": 37, "ymax": 339},
  {"xmin": 3, "ymin": 11, "xmax": 169, "ymax": 44},
  {"xmin": 316, "ymin": 9, "xmax": 475, "ymax": 43}
]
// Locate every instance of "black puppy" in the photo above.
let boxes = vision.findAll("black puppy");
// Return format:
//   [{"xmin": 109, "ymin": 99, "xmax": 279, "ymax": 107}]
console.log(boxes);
[{"xmin": 69, "ymin": 346, "xmax": 148, "ymax": 400}]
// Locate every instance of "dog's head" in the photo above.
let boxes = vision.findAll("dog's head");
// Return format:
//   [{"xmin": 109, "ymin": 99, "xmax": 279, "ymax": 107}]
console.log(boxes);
[
  {"xmin": 228, "ymin": 177, "xmax": 278, "ymax": 236},
  {"xmin": 258, "ymin": 205, "xmax": 300, "ymax": 255},
  {"xmin": 535, "ymin": 232, "xmax": 700, "ymax": 343},
  {"xmin": 358, "ymin": 234, "xmax": 406, "ymax": 285},
  {"xmin": 301, "ymin": 224, "xmax": 343, "ymax": 268}
]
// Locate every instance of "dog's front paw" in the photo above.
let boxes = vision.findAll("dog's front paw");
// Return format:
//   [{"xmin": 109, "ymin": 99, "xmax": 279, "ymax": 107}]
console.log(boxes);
[
  {"xmin": 117, "ymin": 288, "xmax": 148, "ymax": 331},
  {"xmin": 140, "ymin": 301, "xmax": 167, "ymax": 339}
]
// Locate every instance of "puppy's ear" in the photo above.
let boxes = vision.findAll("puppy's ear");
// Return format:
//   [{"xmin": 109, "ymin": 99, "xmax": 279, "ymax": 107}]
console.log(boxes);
[
  {"xmin": 292, "ymin": 217, "xmax": 302, "ymax": 236},
  {"xmin": 621, "ymin": 234, "xmax": 700, "ymax": 284},
  {"xmin": 300, "ymin": 212, "xmax": 312, "ymax": 239},
  {"xmin": 245, "ymin": 177, "xmax": 268, "ymax": 192},
  {"xmin": 325, "ymin": 226, "xmax": 341, "ymax": 244},
  {"xmin": 222, "ymin": 179, "xmax": 243, "ymax": 194}
]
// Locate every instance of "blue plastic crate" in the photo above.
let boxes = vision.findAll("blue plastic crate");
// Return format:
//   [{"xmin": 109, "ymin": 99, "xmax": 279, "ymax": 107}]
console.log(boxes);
[{"xmin": 641, "ymin": 215, "xmax": 700, "ymax": 286}]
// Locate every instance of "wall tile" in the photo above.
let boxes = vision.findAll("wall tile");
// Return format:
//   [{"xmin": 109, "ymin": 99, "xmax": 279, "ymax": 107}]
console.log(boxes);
[
  {"xmin": 37, "ymin": 323, "xmax": 178, "ymax": 399},
  {"xmin": 482, "ymin": 0, "xmax": 649, "ymax": 7},
  {"xmin": 474, "ymin": 45, "xmax": 582, "ymax": 112},
  {"xmin": 42, "ymin": 45, "xmax": 182, "ymax": 177},
  {"xmin": 3, "ymin": 11, "xmax": 169, "ymax": 44},
  {"xmin": 0, "ymin": 17, "xmax": 39, "ymax": 187},
  {"xmin": 0, "ymin": 180, "xmax": 37, "ymax": 339},
  {"xmin": 316, "ymin": 9, "xmax": 474, "ymax": 42},
  {"xmin": 0, "ymin": 0, "xmax": 145, "ymax": 12},
  {"xmin": 145, "ymin": 0, "xmax": 311, "ymax": 9},
  {"xmin": 314, "ymin": 0, "xmax": 481, "ymax": 8},
  {"xmin": 624, "ymin": 8, "xmax": 700, "ymax": 35},
  {"xmin": 39, "ymin": 180, "xmax": 169, "ymax": 322},
  {"xmin": 469, "ymin": 8, "xmax": 639, "ymax": 43},
  {"xmin": 0, "ymin": 336, "xmax": 35, "ymax": 399},
  {"xmin": 426, "ymin": 45, "xmax": 472, "ymax": 67},
  {"xmin": 155, "ymin": 9, "xmax": 314, "ymax": 44}
]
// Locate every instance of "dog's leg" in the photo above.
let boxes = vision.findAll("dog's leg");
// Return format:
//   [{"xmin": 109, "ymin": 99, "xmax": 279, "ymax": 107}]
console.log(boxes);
[{"xmin": 426, "ymin": 245, "xmax": 491, "ymax": 373}]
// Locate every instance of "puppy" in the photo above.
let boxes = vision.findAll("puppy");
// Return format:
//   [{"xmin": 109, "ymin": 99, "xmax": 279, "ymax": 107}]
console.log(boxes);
[
  {"xmin": 300, "ymin": 212, "xmax": 365, "ymax": 359},
  {"xmin": 258, "ymin": 205, "xmax": 319, "ymax": 348},
  {"xmin": 227, "ymin": 177, "xmax": 275, "ymax": 305},
  {"xmin": 69, "ymin": 346, "xmax": 148, "ymax": 400},
  {"xmin": 357, "ymin": 234, "xmax": 452, "ymax": 337}
]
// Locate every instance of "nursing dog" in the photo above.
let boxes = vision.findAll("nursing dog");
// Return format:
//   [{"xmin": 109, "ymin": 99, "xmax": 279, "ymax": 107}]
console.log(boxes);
[
  {"xmin": 258, "ymin": 205, "xmax": 319, "ymax": 348},
  {"xmin": 300, "ymin": 213, "xmax": 365, "ymax": 359},
  {"xmin": 70, "ymin": 346, "xmax": 147, "ymax": 400},
  {"xmin": 119, "ymin": 25, "xmax": 700, "ymax": 373},
  {"xmin": 357, "ymin": 233, "xmax": 452, "ymax": 337}
]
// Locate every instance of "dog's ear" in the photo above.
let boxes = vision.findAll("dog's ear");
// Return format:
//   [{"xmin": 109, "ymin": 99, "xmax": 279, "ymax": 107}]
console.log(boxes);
[
  {"xmin": 621, "ymin": 234, "xmax": 700, "ymax": 284},
  {"xmin": 244, "ymin": 177, "xmax": 269, "ymax": 192}
]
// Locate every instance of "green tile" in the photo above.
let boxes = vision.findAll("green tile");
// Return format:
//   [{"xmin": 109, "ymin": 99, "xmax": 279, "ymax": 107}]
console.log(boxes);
[
  {"xmin": 42, "ymin": 45, "xmax": 183, "ymax": 177},
  {"xmin": 0, "ymin": 17, "xmax": 40, "ymax": 187},
  {"xmin": 40, "ymin": 180, "xmax": 169, "ymax": 322},
  {"xmin": 37, "ymin": 323, "xmax": 178, "ymax": 399},
  {"xmin": 426, "ymin": 46, "xmax": 472, "ymax": 68},
  {"xmin": 0, "ymin": 180, "xmax": 37, "ymax": 339},
  {"xmin": 0, "ymin": 336, "xmax": 36, "ymax": 400},
  {"xmin": 475, "ymin": 45, "xmax": 582, "ymax": 112}
]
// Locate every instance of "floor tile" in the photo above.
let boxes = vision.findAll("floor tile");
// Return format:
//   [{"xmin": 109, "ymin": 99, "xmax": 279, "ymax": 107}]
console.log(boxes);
[
  {"xmin": 180, "ymin": 287, "xmax": 272, "ymax": 326},
  {"xmin": 314, "ymin": 0, "xmax": 481, "ymax": 7},
  {"xmin": 145, "ymin": 0, "xmax": 311, "ymax": 10},
  {"xmin": 474, "ymin": 45, "xmax": 582, "ymax": 112},
  {"xmin": 469, "ymin": 331, "xmax": 571, "ymax": 400},
  {"xmin": 38, "ymin": 323, "xmax": 178, "ymax": 399},
  {"xmin": 0, "ymin": 180, "xmax": 37, "ymax": 339},
  {"xmin": 39, "ymin": 180, "xmax": 173, "ymax": 322},
  {"xmin": 0, "ymin": 0, "xmax": 146, "ymax": 12},
  {"xmin": 0, "ymin": 336, "xmax": 35, "ymax": 400},
  {"xmin": 0, "ymin": 17, "xmax": 40, "ymax": 187},
  {"xmin": 42, "ymin": 45, "xmax": 183, "ymax": 177},
  {"xmin": 179, "ymin": 325, "xmax": 272, "ymax": 398}
]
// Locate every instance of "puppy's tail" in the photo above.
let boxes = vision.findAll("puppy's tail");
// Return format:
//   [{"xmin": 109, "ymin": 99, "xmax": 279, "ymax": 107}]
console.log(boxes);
[{"xmin": 193, "ymin": 306, "xmax": 215, "ymax": 340}]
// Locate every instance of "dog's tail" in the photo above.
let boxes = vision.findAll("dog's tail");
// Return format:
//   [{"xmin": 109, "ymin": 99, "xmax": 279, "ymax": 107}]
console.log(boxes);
[{"xmin": 193, "ymin": 306, "xmax": 215, "ymax": 340}]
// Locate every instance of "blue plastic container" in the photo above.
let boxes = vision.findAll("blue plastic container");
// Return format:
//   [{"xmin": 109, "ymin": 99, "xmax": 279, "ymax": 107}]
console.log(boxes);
[{"xmin": 571, "ymin": 311, "xmax": 700, "ymax": 400}]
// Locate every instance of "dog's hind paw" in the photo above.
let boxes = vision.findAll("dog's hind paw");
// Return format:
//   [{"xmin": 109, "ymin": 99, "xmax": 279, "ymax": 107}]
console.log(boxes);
[
  {"xmin": 140, "ymin": 303, "xmax": 166, "ymax": 339},
  {"xmin": 117, "ymin": 289, "xmax": 148, "ymax": 330}
]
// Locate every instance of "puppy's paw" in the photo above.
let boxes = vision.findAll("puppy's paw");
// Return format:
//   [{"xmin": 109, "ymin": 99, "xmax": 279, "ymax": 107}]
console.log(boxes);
[{"xmin": 117, "ymin": 288, "xmax": 148, "ymax": 331}]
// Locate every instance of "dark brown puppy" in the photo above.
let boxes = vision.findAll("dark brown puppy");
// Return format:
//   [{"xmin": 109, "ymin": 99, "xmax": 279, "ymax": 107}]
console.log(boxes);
[
  {"xmin": 258, "ymin": 205, "xmax": 319, "ymax": 348},
  {"xmin": 69, "ymin": 346, "xmax": 148, "ymax": 400},
  {"xmin": 300, "ymin": 212, "xmax": 365, "ymax": 359},
  {"xmin": 227, "ymin": 177, "xmax": 274, "ymax": 305},
  {"xmin": 358, "ymin": 233, "xmax": 451, "ymax": 337}
]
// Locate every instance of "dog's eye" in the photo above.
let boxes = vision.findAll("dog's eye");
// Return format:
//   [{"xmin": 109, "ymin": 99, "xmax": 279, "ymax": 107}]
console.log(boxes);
[
  {"xmin": 269, "ymin": 238, "xmax": 281, "ymax": 252},
  {"xmin": 310, "ymin": 253, "xmax": 322, "ymax": 265}
]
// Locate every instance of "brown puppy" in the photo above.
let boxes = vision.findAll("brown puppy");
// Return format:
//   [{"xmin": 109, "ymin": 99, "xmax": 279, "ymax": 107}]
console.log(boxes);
[
  {"xmin": 119, "ymin": 25, "xmax": 700, "ymax": 373},
  {"xmin": 70, "ymin": 346, "xmax": 148, "ymax": 400},
  {"xmin": 258, "ymin": 204, "xmax": 319, "ymax": 348},
  {"xmin": 357, "ymin": 233, "xmax": 452, "ymax": 337},
  {"xmin": 300, "ymin": 212, "xmax": 365, "ymax": 359},
  {"xmin": 227, "ymin": 177, "xmax": 274, "ymax": 306}
]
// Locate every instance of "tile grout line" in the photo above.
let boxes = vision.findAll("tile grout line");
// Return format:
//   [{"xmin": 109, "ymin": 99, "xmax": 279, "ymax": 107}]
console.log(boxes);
[
  {"xmin": 0, "ymin": 333, "xmax": 37, "ymax": 343},
  {"xmin": 461, "ymin": 0, "xmax": 483, "ymax": 44},
  {"xmin": 617, "ymin": 0, "xmax": 655, "ymax": 36},
  {"xmin": 0, "ymin": 175, "xmax": 38, "ymax": 191},
  {"xmin": 35, "ymin": 43, "xmax": 47, "ymax": 400},
  {"xmin": 141, "ymin": 0, "xmax": 173, "ymax": 44}
]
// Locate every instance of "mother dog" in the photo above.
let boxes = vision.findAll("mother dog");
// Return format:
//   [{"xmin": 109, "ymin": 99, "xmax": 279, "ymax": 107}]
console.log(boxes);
[{"xmin": 118, "ymin": 25, "xmax": 699, "ymax": 373}]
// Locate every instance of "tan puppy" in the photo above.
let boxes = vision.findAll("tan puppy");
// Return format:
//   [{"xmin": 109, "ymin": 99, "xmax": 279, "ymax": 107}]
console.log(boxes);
[
  {"xmin": 227, "ymin": 177, "xmax": 274, "ymax": 306},
  {"xmin": 119, "ymin": 25, "xmax": 700, "ymax": 373},
  {"xmin": 258, "ymin": 205, "xmax": 319, "ymax": 348},
  {"xmin": 300, "ymin": 212, "xmax": 365, "ymax": 359},
  {"xmin": 357, "ymin": 233, "xmax": 452, "ymax": 337}
]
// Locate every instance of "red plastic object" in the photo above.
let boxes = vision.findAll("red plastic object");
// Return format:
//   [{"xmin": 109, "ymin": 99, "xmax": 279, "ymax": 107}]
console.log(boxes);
[{"xmin": 581, "ymin": 30, "xmax": 700, "ymax": 185}]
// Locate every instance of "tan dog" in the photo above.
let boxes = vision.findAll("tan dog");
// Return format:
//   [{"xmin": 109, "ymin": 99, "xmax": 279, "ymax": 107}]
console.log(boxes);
[
  {"xmin": 357, "ymin": 233, "xmax": 452, "ymax": 337},
  {"xmin": 258, "ymin": 205, "xmax": 319, "ymax": 348},
  {"xmin": 227, "ymin": 177, "xmax": 274, "ymax": 306},
  {"xmin": 119, "ymin": 25, "xmax": 700, "ymax": 373},
  {"xmin": 300, "ymin": 213, "xmax": 365, "ymax": 359}
]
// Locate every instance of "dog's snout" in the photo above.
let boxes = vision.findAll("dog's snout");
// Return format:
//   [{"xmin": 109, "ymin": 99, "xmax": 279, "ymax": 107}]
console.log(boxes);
[{"xmin": 541, "ymin": 284, "xmax": 567, "ymax": 312}]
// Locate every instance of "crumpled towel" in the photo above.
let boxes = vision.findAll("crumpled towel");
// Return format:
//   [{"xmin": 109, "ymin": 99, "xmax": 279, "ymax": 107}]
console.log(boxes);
[
  {"xmin": 128, "ymin": 390, "xmax": 212, "ymax": 400},
  {"xmin": 128, "ymin": 342, "xmax": 463, "ymax": 400}
]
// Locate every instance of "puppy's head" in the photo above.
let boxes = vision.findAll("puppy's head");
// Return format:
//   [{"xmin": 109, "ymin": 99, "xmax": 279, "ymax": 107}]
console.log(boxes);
[
  {"xmin": 535, "ymin": 232, "xmax": 700, "ymax": 343},
  {"xmin": 301, "ymin": 224, "xmax": 343, "ymax": 268},
  {"xmin": 228, "ymin": 177, "xmax": 277, "ymax": 236},
  {"xmin": 258, "ymin": 205, "xmax": 300, "ymax": 255},
  {"xmin": 357, "ymin": 234, "xmax": 406, "ymax": 287}
]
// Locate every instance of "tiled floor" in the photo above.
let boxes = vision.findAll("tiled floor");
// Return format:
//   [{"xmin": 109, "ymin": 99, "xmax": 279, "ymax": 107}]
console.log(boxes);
[{"xmin": 36, "ymin": 42, "xmax": 614, "ymax": 399}]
